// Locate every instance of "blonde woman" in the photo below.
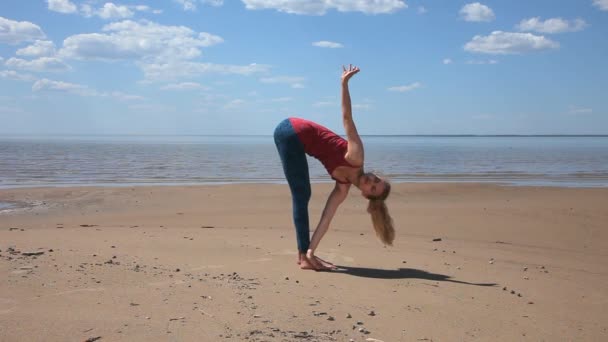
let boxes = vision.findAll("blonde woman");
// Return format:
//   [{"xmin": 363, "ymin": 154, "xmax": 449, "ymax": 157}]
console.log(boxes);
[{"xmin": 273, "ymin": 65, "xmax": 394, "ymax": 271}]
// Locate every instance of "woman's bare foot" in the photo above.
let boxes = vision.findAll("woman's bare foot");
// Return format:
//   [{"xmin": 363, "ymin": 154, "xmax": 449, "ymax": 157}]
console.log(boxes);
[
  {"xmin": 298, "ymin": 253, "xmax": 335, "ymax": 271},
  {"xmin": 299, "ymin": 256, "xmax": 317, "ymax": 270},
  {"xmin": 313, "ymin": 256, "xmax": 337, "ymax": 270}
]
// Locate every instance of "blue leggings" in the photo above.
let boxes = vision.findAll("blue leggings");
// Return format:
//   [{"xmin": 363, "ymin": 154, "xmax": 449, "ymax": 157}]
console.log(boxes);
[{"xmin": 273, "ymin": 118, "xmax": 311, "ymax": 253}]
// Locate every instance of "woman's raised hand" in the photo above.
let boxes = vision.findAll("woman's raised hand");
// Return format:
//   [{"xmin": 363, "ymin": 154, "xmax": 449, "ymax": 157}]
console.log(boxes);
[{"xmin": 341, "ymin": 64, "xmax": 360, "ymax": 84}]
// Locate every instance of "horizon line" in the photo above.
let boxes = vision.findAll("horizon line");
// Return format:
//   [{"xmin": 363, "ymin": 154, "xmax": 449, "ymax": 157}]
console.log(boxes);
[{"xmin": 1, "ymin": 134, "xmax": 608, "ymax": 137}]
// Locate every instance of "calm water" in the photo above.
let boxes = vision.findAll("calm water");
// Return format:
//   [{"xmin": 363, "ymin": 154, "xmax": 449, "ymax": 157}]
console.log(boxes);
[{"xmin": 1, "ymin": 135, "xmax": 607, "ymax": 188}]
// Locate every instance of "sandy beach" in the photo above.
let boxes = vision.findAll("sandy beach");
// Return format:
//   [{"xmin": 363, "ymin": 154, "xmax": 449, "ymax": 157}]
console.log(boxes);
[{"xmin": 1, "ymin": 183, "xmax": 607, "ymax": 341}]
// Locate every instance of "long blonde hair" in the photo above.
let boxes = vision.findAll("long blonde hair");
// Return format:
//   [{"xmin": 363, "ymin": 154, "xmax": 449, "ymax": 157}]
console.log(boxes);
[{"xmin": 366, "ymin": 180, "xmax": 394, "ymax": 246}]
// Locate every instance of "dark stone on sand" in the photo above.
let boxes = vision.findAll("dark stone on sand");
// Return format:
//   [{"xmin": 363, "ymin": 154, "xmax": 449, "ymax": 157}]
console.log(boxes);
[
  {"xmin": 368, "ymin": 311, "xmax": 376, "ymax": 316},
  {"xmin": 84, "ymin": 337, "xmax": 102, "ymax": 342},
  {"xmin": 432, "ymin": 238, "xmax": 442, "ymax": 242}
]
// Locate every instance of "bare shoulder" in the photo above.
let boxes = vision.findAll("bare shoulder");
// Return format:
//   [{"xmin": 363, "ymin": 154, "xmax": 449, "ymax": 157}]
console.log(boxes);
[{"xmin": 344, "ymin": 154, "xmax": 363, "ymax": 168}]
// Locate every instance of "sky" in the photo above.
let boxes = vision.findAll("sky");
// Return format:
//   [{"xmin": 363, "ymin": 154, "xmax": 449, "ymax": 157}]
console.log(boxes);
[{"xmin": 0, "ymin": 0, "xmax": 607, "ymax": 135}]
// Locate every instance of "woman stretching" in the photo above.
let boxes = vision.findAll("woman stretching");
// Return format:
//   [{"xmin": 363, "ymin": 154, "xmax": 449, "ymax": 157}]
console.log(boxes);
[{"xmin": 273, "ymin": 65, "xmax": 394, "ymax": 271}]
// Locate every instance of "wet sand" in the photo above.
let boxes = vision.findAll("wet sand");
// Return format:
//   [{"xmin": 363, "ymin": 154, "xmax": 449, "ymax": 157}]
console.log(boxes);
[{"xmin": 1, "ymin": 183, "xmax": 607, "ymax": 341}]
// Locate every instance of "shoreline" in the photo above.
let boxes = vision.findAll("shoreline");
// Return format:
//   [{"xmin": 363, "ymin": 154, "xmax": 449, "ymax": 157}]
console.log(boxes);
[{"xmin": 1, "ymin": 177, "xmax": 607, "ymax": 191}]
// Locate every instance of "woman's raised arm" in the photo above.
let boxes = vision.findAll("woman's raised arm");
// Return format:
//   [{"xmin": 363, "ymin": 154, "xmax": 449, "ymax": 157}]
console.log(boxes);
[{"xmin": 341, "ymin": 65, "xmax": 364, "ymax": 166}]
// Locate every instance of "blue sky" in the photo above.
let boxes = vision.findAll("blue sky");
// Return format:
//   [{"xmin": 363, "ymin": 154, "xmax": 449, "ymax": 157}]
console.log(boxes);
[{"xmin": 1, "ymin": 0, "xmax": 607, "ymax": 135}]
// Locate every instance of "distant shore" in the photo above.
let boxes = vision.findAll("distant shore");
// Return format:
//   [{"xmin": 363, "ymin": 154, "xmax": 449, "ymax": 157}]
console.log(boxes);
[{"xmin": 1, "ymin": 183, "xmax": 607, "ymax": 341}]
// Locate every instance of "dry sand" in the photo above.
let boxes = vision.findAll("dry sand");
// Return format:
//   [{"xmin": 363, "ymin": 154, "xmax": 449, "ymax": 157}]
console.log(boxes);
[{"xmin": 1, "ymin": 183, "xmax": 607, "ymax": 341}]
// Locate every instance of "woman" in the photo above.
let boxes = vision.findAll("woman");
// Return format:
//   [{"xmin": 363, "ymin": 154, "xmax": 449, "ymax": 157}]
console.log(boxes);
[{"xmin": 273, "ymin": 65, "xmax": 394, "ymax": 271}]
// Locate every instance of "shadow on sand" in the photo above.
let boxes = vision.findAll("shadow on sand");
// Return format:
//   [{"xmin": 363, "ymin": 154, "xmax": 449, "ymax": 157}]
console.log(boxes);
[{"xmin": 334, "ymin": 266, "xmax": 497, "ymax": 287}]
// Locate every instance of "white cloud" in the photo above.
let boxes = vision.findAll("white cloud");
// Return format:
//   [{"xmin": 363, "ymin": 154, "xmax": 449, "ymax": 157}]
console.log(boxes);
[
  {"xmin": 129, "ymin": 103, "xmax": 174, "ymax": 112},
  {"xmin": 443, "ymin": 58, "xmax": 453, "ymax": 65},
  {"xmin": 110, "ymin": 91, "xmax": 145, "ymax": 101},
  {"xmin": 133, "ymin": 5, "xmax": 161, "ymax": 14},
  {"xmin": 32, "ymin": 78, "xmax": 144, "ymax": 100},
  {"xmin": 203, "ymin": 0, "xmax": 224, "ymax": 6},
  {"xmin": 417, "ymin": 6, "xmax": 427, "ymax": 14},
  {"xmin": 269, "ymin": 97, "xmax": 292, "ymax": 102},
  {"xmin": 60, "ymin": 20, "xmax": 224, "ymax": 62},
  {"xmin": 259, "ymin": 75, "xmax": 305, "ymax": 88},
  {"xmin": 312, "ymin": 41, "xmax": 344, "ymax": 48},
  {"xmin": 141, "ymin": 62, "xmax": 269, "ymax": 80},
  {"xmin": 175, "ymin": 0, "xmax": 197, "ymax": 11},
  {"xmin": 313, "ymin": 100, "xmax": 336, "ymax": 107},
  {"xmin": 0, "ymin": 70, "xmax": 36, "ymax": 82},
  {"xmin": 464, "ymin": 31, "xmax": 559, "ymax": 54},
  {"xmin": 5, "ymin": 57, "xmax": 71, "ymax": 72},
  {"xmin": 223, "ymin": 99, "xmax": 245, "ymax": 110},
  {"xmin": 568, "ymin": 106, "xmax": 593, "ymax": 115},
  {"xmin": 353, "ymin": 103, "xmax": 372, "ymax": 110},
  {"xmin": 466, "ymin": 59, "xmax": 498, "ymax": 64},
  {"xmin": 241, "ymin": 0, "xmax": 407, "ymax": 15},
  {"xmin": 58, "ymin": 2, "xmax": 157, "ymax": 19},
  {"xmin": 161, "ymin": 82, "xmax": 207, "ymax": 90},
  {"xmin": 460, "ymin": 2, "xmax": 495, "ymax": 22},
  {"xmin": 16, "ymin": 40, "xmax": 57, "ymax": 57},
  {"xmin": 593, "ymin": 0, "xmax": 608, "ymax": 11},
  {"xmin": 0, "ymin": 16, "xmax": 46, "ymax": 44},
  {"xmin": 47, "ymin": 0, "xmax": 78, "ymax": 14},
  {"xmin": 98, "ymin": 3, "xmax": 134, "ymax": 19},
  {"xmin": 388, "ymin": 82, "xmax": 422, "ymax": 92},
  {"xmin": 32, "ymin": 78, "xmax": 87, "ymax": 93},
  {"xmin": 516, "ymin": 17, "xmax": 587, "ymax": 34}
]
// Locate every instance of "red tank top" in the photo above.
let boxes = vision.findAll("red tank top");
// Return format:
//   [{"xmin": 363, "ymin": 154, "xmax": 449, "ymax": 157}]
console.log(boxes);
[{"xmin": 289, "ymin": 117, "xmax": 356, "ymax": 183}]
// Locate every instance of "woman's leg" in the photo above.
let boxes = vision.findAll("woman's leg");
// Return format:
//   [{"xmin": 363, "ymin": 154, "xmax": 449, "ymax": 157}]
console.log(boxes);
[{"xmin": 274, "ymin": 119, "xmax": 312, "ymax": 254}]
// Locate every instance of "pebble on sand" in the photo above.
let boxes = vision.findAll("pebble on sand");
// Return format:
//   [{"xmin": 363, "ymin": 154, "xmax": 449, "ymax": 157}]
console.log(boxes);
[{"xmin": 22, "ymin": 251, "xmax": 45, "ymax": 256}]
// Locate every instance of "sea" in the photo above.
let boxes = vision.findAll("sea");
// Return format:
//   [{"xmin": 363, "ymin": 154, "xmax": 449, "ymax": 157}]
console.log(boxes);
[{"xmin": 1, "ymin": 135, "xmax": 607, "ymax": 189}]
